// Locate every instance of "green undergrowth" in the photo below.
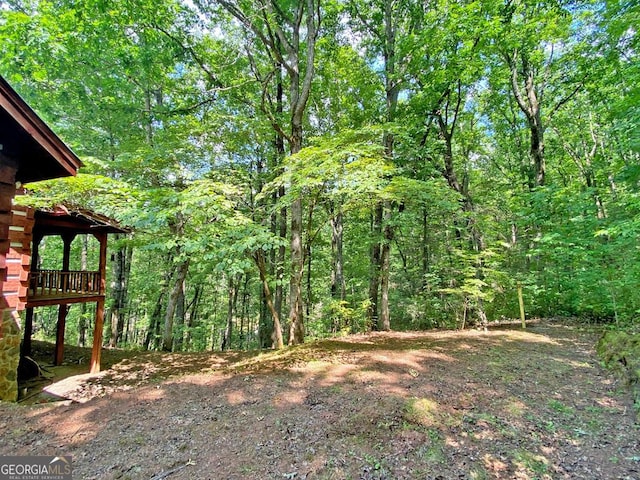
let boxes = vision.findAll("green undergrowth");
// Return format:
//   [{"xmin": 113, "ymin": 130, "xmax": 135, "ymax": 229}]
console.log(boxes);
[{"xmin": 597, "ymin": 331, "xmax": 640, "ymax": 418}]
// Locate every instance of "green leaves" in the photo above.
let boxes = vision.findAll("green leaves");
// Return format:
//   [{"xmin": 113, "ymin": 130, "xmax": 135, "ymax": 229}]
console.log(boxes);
[{"xmin": 263, "ymin": 127, "xmax": 388, "ymax": 208}]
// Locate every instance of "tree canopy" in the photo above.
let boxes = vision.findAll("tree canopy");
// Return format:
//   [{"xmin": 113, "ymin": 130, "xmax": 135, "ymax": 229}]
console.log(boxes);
[{"xmin": 1, "ymin": 0, "xmax": 638, "ymax": 351}]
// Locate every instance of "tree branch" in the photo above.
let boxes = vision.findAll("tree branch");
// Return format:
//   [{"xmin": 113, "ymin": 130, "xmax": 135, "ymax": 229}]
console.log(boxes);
[
  {"xmin": 349, "ymin": 0, "xmax": 384, "ymax": 43},
  {"xmin": 505, "ymin": 49, "xmax": 532, "ymax": 118},
  {"xmin": 548, "ymin": 81, "xmax": 584, "ymax": 120},
  {"xmin": 293, "ymin": 0, "xmax": 320, "ymax": 122}
]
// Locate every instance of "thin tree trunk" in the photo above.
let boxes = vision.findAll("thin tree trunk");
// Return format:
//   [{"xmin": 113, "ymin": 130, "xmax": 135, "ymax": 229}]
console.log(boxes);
[
  {"xmin": 288, "ymin": 127, "xmax": 305, "ymax": 345},
  {"xmin": 144, "ymin": 278, "xmax": 169, "ymax": 351},
  {"xmin": 378, "ymin": 203, "xmax": 393, "ymax": 331},
  {"xmin": 184, "ymin": 285, "xmax": 201, "ymax": 351},
  {"xmin": 222, "ymin": 275, "xmax": 239, "ymax": 351},
  {"xmin": 109, "ymin": 236, "xmax": 128, "ymax": 347},
  {"xmin": 368, "ymin": 204, "xmax": 383, "ymax": 329},
  {"xmin": 305, "ymin": 243, "xmax": 312, "ymax": 317},
  {"xmin": 240, "ymin": 275, "xmax": 250, "ymax": 349},
  {"xmin": 173, "ymin": 278, "xmax": 186, "ymax": 351},
  {"xmin": 254, "ymin": 251, "xmax": 284, "ymax": 349},
  {"xmin": 288, "ymin": 195, "xmax": 305, "ymax": 344},
  {"xmin": 330, "ymin": 206, "xmax": 346, "ymax": 301},
  {"xmin": 421, "ymin": 208, "xmax": 430, "ymax": 292},
  {"xmin": 432, "ymin": 83, "xmax": 489, "ymax": 326},
  {"xmin": 161, "ymin": 258, "xmax": 190, "ymax": 352},
  {"xmin": 275, "ymin": 185, "xmax": 286, "ymax": 323},
  {"xmin": 274, "ymin": 62, "xmax": 286, "ymax": 331},
  {"xmin": 210, "ymin": 288, "xmax": 219, "ymax": 351}
]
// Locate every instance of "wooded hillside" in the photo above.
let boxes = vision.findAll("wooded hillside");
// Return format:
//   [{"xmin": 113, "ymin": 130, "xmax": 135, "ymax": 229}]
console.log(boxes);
[{"xmin": 1, "ymin": 0, "xmax": 638, "ymax": 351}]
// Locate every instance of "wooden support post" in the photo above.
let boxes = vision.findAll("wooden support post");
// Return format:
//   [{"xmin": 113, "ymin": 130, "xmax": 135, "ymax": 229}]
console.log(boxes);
[
  {"xmin": 61, "ymin": 234, "xmax": 75, "ymax": 270},
  {"xmin": 31, "ymin": 232, "xmax": 43, "ymax": 271},
  {"xmin": 21, "ymin": 307, "xmax": 34, "ymax": 356},
  {"xmin": 61, "ymin": 233, "xmax": 75, "ymax": 292},
  {"xmin": 54, "ymin": 304, "xmax": 69, "ymax": 365},
  {"xmin": 91, "ymin": 298, "xmax": 105, "ymax": 373},
  {"xmin": 90, "ymin": 232, "xmax": 107, "ymax": 374}
]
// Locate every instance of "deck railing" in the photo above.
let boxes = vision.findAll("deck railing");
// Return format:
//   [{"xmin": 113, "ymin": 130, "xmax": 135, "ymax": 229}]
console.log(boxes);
[{"xmin": 29, "ymin": 270, "xmax": 101, "ymax": 297}]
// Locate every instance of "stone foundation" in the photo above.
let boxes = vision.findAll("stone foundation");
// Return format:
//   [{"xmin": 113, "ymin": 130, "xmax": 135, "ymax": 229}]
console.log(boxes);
[
  {"xmin": 0, "ymin": 160, "xmax": 19, "ymax": 402},
  {"xmin": 0, "ymin": 309, "xmax": 21, "ymax": 402}
]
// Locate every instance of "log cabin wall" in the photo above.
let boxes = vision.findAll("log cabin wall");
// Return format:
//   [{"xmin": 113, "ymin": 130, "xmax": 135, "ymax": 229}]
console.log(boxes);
[{"xmin": 7, "ymin": 204, "xmax": 33, "ymax": 312}]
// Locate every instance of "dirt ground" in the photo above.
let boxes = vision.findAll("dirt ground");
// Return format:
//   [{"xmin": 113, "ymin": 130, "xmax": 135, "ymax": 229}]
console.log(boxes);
[{"xmin": 1, "ymin": 319, "xmax": 638, "ymax": 479}]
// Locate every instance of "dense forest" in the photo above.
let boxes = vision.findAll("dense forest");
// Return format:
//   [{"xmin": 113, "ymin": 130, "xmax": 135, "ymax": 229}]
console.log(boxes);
[{"xmin": 0, "ymin": 0, "xmax": 637, "ymax": 352}]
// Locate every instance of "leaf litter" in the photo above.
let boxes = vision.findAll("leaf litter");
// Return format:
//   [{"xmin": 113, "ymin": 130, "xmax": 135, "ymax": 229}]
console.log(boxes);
[{"xmin": 0, "ymin": 319, "xmax": 638, "ymax": 479}]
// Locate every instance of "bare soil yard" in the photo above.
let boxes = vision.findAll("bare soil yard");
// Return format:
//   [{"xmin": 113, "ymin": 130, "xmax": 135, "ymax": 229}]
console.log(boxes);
[{"xmin": 1, "ymin": 319, "xmax": 638, "ymax": 479}]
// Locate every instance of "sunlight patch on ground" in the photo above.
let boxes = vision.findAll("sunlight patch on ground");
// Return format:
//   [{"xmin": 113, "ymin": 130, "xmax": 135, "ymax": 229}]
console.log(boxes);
[
  {"xmin": 503, "ymin": 398, "xmax": 528, "ymax": 417},
  {"xmin": 512, "ymin": 449, "xmax": 551, "ymax": 479},
  {"xmin": 555, "ymin": 358, "xmax": 594, "ymax": 369},
  {"xmin": 273, "ymin": 389, "xmax": 307, "ymax": 407},
  {"xmin": 135, "ymin": 387, "xmax": 165, "ymax": 401},
  {"xmin": 297, "ymin": 360, "xmax": 334, "ymax": 372},
  {"xmin": 225, "ymin": 389, "xmax": 248, "ymax": 405},
  {"xmin": 482, "ymin": 453, "xmax": 509, "ymax": 475},
  {"xmin": 488, "ymin": 330, "xmax": 561, "ymax": 345},
  {"xmin": 314, "ymin": 364, "xmax": 357, "ymax": 387},
  {"xmin": 403, "ymin": 397, "xmax": 441, "ymax": 427}
]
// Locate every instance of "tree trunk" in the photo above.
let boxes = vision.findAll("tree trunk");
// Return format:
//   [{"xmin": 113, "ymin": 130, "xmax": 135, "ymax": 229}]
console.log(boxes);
[
  {"xmin": 288, "ymin": 119, "xmax": 306, "ymax": 346},
  {"xmin": 184, "ymin": 285, "xmax": 201, "ymax": 351},
  {"xmin": 173, "ymin": 277, "xmax": 186, "ymax": 351},
  {"xmin": 368, "ymin": 204, "xmax": 383, "ymax": 329},
  {"xmin": 506, "ymin": 50, "xmax": 545, "ymax": 188},
  {"xmin": 554, "ymin": 118, "xmax": 607, "ymax": 219},
  {"xmin": 433, "ymin": 84, "xmax": 489, "ymax": 326},
  {"xmin": 108, "ymin": 236, "xmax": 128, "ymax": 347},
  {"xmin": 288, "ymin": 195, "xmax": 305, "ymax": 344},
  {"xmin": 144, "ymin": 277, "xmax": 169, "ymax": 351},
  {"xmin": 217, "ymin": 0, "xmax": 319, "ymax": 345},
  {"xmin": 221, "ymin": 275, "xmax": 239, "ymax": 351},
  {"xmin": 376, "ymin": 0, "xmax": 399, "ymax": 331},
  {"xmin": 275, "ymin": 185, "xmax": 286, "ymax": 328},
  {"xmin": 254, "ymin": 251, "xmax": 284, "ymax": 349},
  {"xmin": 161, "ymin": 258, "xmax": 190, "ymax": 352},
  {"xmin": 421, "ymin": 208, "xmax": 430, "ymax": 293},
  {"xmin": 378, "ymin": 203, "xmax": 393, "ymax": 331},
  {"xmin": 330, "ymin": 206, "xmax": 346, "ymax": 301},
  {"xmin": 274, "ymin": 62, "xmax": 287, "ymax": 330},
  {"xmin": 240, "ymin": 275, "xmax": 250, "ymax": 349},
  {"xmin": 305, "ymin": 242, "xmax": 312, "ymax": 317}
]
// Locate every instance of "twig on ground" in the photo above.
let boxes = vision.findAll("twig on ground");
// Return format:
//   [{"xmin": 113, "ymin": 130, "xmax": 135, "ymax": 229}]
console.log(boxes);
[{"xmin": 149, "ymin": 460, "xmax": 195, "ymax": 480}]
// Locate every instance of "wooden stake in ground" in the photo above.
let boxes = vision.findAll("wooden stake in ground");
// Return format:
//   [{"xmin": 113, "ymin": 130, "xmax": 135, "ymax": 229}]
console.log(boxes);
[{"xmin": 517, "ymin": 282, "xmax": 526, "ymax": 328}]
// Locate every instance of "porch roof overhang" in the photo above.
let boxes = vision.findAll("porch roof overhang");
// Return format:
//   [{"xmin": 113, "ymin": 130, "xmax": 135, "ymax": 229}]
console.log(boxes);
[
  {"xmin": 33, "ymin": 205, "xmax": 130, "ymax": 237},
  {"xmin": 0, "ymin": 76, "xmax": 83, "ymax": 183}
]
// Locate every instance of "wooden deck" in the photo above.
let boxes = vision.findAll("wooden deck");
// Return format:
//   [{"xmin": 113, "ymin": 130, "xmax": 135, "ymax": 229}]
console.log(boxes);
[{"xmin": 27, "ymin": 292, "xmax": 104, "ymax": 307}]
